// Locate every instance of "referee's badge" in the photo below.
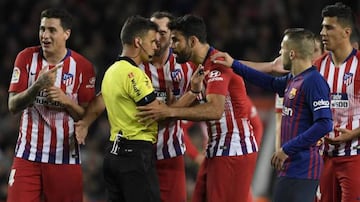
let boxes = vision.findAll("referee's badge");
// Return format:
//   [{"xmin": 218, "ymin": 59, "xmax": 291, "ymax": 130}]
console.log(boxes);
[{"xmin": 288, "ymin": 88, "xmax": 297, "ymax": 99}]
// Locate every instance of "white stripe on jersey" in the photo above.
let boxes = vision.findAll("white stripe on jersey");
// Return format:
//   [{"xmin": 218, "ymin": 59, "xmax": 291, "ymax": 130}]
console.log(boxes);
[
  {"xmin": 55, "ymin": 117, "xmax": 64, "ymax": 164},
  {"xmin": 320, "ymin": 54, "xmax": 360, "ymax": 156},
  {"xmin": 16, "ymin": 109, "xmax": 29, "ymax": 157},
  {"xmin": 28, "ymin": 116, "xmax": 38, "ymax": 161},
  {"xmin": 243, "ymin": 118, "xmax": 256, "ymax": 152},
  {"xmin": 215, "ymin": 117, "xmax": 228, "ymax": 156},
  {"xmin": 41, "ymin": 122, "xmax": 51, "ymax": 162},
  {"xmin": 13, "ymin": 49, "xmax": 91, "ymax": 164},
  {"xmin": 165, "ymin": 121, "xmax": 177, "ymax": 157},
  {"xmin": 207, "ymin": 96, "xmax": 256, "ymax": 157},
  {"xmin": 139, "ymin": 56, "xmax": 193, "ymax": 160}
]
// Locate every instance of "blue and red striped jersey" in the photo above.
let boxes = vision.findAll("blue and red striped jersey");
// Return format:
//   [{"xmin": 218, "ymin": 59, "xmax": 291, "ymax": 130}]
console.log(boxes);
[{"xmin": 232, "ymin": 62, "xmax": 332, "ymax": 179}]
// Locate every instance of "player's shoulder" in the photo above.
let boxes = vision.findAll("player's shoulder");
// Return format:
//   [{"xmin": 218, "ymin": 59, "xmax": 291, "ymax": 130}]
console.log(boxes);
[
  {"xmin": 18, "ymin": 46, "xmax": 40, "ymax": 57},
  {"xmin": 69, "ymin": 49, "xmax": 93, "ymax": 67},
  {"xmin": 207, "ymin": 48, "xmax": 231, "ymax": 71},
  {"xmin": 313, "ymin": 52, "xmax": 329, "ymax": 69},
  {"xmin": 354, "ymin": 49, "xmax": 360, "ymax": 59},
  {"xmin": 304, "ymin": 67, "xmax": 329, "ymax": 87}
]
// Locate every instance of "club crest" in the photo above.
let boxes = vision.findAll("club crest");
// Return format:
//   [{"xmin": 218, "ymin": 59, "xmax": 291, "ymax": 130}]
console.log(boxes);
[
  {"xmin": 171, "ymin": 69, "xmax": 182, "ymax": 82},
  {"xmin": 288, "ymin": 88, "xmax": 297, "ymax": 99}
]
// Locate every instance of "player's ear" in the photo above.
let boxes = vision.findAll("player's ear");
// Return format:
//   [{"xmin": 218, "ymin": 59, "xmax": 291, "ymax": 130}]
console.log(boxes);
[
  {"xmin": 344, "ymin": 27, "xmax": 351, "ymax": 39},
  {"xmin": 189, "ymin": 36, "xmax": 197, "ymax": 48},
  {"xmin": 64, "ymin": 29, "xmax": 71, "ymax": 41},
  {"xmin": 289, "ymin": 50, "xmax": 295, "ymax": 59},
  {"xmin": 135, "ymin": 37, "xmax": 142, "ymax": 48}
]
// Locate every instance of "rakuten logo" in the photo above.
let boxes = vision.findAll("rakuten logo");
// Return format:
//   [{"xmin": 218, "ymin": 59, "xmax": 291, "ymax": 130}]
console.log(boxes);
[
  {"xmin": 282, "ymin": 107, "xmax": 293, "ymax": 116},
  {"xmin": 313, "ymin": 99, "xmax": 330, "ymax": 111}
]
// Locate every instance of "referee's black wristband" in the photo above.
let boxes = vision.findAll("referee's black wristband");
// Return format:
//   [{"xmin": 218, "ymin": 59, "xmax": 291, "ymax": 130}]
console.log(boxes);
[{"xmin": 190, "ymin": 89, "xmax": 201, "ymax": 94}]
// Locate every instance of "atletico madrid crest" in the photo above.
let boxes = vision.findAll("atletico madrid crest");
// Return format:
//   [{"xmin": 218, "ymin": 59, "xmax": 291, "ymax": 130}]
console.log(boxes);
[
  {"xmin": 62, "ymin": 73, "xmax": 74, "ymax": 86},
  {"xmin": 343, "ymin": 72, "xmax": 353, "ymax": 86},
  {"xmin": 171, "ymin": 69, "xmax": 182, "ymax": 82}
]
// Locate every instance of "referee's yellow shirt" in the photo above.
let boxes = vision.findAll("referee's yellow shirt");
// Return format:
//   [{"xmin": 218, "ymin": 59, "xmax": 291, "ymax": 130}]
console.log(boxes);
[{"xmin": 101, "ymin": 57, "xmax": 158, "ymax": 143}]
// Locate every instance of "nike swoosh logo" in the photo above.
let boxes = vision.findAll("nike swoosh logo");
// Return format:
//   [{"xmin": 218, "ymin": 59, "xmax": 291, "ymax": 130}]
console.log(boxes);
[{"xmin": 30, "ymin": 72, "xmax": 36, "ymax": 76}]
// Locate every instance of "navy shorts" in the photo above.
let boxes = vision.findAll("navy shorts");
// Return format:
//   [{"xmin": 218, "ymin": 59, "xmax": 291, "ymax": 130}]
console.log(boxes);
[{"xmin": 273, "ymin": 176, "xmax": 319, "ymax": 202}]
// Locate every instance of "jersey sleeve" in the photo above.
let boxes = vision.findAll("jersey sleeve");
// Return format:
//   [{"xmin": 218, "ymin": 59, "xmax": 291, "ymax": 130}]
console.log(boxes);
[
  {"xmin": 231, "ymin": 60, "xmax": 289, "ymax": 95},
  {"xmin": 126, "ymin": 67, "xmax": 155, "ymax": 104},
  {"xmin": 205, "ymin": 63, "xmax": 232, "ymax": 96},
  {"xmin": 77, "ymin": 61, "xmax": 96, "ymax": 104},
  {"xmin": 305, "ymin": 73, "xmax": 332, "ymax": 121},
  {"xmin": 282, "ymin": 72, "xmax": 333, "ymax": 156},
  {"xmin": 8, "ymin": 49, "xmax": 30, "ymax": 93}
]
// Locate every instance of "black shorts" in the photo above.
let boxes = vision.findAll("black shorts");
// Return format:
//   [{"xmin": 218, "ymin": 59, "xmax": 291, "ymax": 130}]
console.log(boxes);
[
  {"xmin": 273, "ymin": 176, "xmax": 319, "ymax": 202},
  {"xmin": 103, "ymin": 139, "xmax": 160, "ymax": 202}
]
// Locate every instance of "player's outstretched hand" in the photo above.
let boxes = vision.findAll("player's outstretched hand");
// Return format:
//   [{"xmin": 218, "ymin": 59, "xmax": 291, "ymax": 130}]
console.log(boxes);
[{"xmin": 210, "ymin": 51, "xmax": 234, "ymax": 67}]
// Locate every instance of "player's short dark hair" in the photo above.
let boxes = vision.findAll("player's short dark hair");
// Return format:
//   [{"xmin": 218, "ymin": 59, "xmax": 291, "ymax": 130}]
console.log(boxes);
[
  {"xmin": 168, "ymin": 14, "xmax": 207, "ymax": 43},
  {"xmin": 41, "ymin": 8, "xmax": 73, "ymax": 30},
  {"xmin": 284, "ymin": 28, "xmax": 315, "ymax": 59},
  {"xmin": 151, "ymin": 11, "xmax": 175, "ymax": 22},
  {"xmin": 120, "ymin": 15, "xmax": 158, "ymax": 45},
  {"xmin": 322, "ymin": 2, "xmax": 355, "ymax": 29}
]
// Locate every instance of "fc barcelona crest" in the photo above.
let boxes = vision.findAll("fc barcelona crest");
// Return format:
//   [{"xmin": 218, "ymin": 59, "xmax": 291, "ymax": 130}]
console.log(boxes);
[{"xmin": 288, "ymin": 88, "xmax": 297, "ymax": 99}]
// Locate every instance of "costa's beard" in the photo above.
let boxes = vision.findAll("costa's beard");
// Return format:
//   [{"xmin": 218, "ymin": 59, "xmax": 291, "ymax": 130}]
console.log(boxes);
[{"xmin": 175, "ymin": 49, "xmax": 192, "ymax": 64}]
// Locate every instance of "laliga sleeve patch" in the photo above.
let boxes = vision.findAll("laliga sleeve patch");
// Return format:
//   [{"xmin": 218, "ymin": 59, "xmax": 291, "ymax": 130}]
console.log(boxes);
[{"xmin": 11, "ymin": 67, "xmax": 20, "ymax": 83}]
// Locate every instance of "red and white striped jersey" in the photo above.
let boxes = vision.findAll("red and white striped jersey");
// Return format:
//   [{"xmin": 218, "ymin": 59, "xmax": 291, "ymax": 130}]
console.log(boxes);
[
  {"xmin": 9, "ymin": 46, "xmax": 96, "ymax": 164},
  {"xmin": 204, "ymin": 47, "xmax": 258, "ymax": 157},
  {"xmin": 315, "ymin": 49, "xmax": 360, "ymax": 157},
  {"xmin": 139, "ymin": 52, "xmax": 195, "ymax": 160}
]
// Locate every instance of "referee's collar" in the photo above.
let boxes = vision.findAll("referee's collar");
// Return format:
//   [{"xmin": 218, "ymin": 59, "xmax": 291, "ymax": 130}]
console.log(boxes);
[{"xmin": 117, "ymin": 56, "xmax": 137, "ymax": 66}]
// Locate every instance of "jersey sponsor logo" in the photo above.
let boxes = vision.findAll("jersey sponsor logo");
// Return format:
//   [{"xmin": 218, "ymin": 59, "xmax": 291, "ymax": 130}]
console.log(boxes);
[
  {"xmin": 155, "ymin": 90, "xmax": 167, "ymax": 102},
  {"xmin": 89, "ymin": 77, "xmax": 96, "ymax": 84},
  {"xmin": 155, "ymin": 89, "xmax": 180, "ymax": 102},
  {"xmin": 86, "ymin": 76, "xmax": 96, "ymax": 88},
  {"xmin": 35, "ymin": 91, "xmax": 63, "ymax": 108},
  {"xmin": 209, "ymin": 70, "xmax": 221, "ymax": 78},
  {"xmin": 282, "ymin": 106, "xmax": 293, "ymax": 116},
  {"xmin": 313, "ymin": 99, "xmax": 330, "ymax": 111},
  {"xmin": 171, "ymin": 69, "xmax": 182, "ymax": 82},
  {"xmin": 144, "ymin": 77, "xmax": 152, "ymax": 89},
  {"xmin": 208, "ymin": 70, "xmax": 223, "ymax": 82},
  {"xmin": 11, "ymin": 67, "xmax": 20, "ymax": 83},
  {"xmin": 131, "ymin": 78, "xmax": 141, "ymax": 96},
  {"xmin": 288, "ymin": 88, "xmax": 297, "ymax": 99},
  {"xmin": 343, "ymin": 72, "xmax": 353, "ymax": 86},
  {"xmin": 62, "ymin": 73, "xmax": 74, "ymax": 86},
  {"xmin": 128, "ymin": 72, "xmax": 134, "ymax": 78},
  {"xmin": 330, "ymin": 93, "xmax": 349, "ymax": 109}
]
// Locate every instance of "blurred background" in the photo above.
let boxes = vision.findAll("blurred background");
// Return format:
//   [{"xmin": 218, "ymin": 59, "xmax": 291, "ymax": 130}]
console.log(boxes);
[{"xmin": 0, "ymin": 0, "xmax": 359, "ymax": 201}]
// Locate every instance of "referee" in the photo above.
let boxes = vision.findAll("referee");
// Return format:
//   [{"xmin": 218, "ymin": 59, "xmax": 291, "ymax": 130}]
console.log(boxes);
[{"xmin": 75, "ymin": 15, "xmax": 160, "ymax": 202}]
